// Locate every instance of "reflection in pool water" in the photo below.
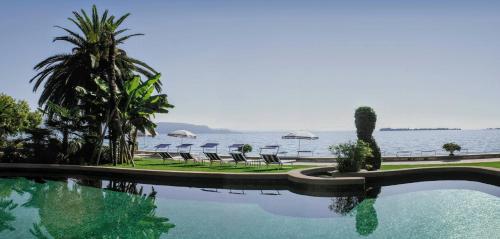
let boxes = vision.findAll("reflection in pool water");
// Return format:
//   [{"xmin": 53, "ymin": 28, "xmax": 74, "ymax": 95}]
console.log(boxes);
[
  {"xmin": 0, "ymin": 177, "xmax": 498, "ymax": 239},
  {"xmin": 329, "ymin": 186, "xmax": 381, "ymax": 236},
  {"xmin": 0, "ymin": 178, "xmax": 174, "ymax": 238}
]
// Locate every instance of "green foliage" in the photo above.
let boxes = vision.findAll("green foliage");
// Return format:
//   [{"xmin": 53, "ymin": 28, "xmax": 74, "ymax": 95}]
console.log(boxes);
[
  {"xmin": 368, "ymin": 140, "xmax": 381, "ymax": 170},
  {"xmin": 0, "ymin": 140, "xmax": 25, "ymax": 163},
  {"xmin": 355, "ymin": 199, "xmax": 379, "ymax": 236},
  {"xmin": 21, "ymin": 128, "xmax": 64, "ymax": 164},
  {"xmin": 354, "ymin": 106, "xmax": 381, "ymax": 170},
  {"xmin": 121, "ymin": 74, "xmax": 174, "ymax": 137},
  {"xmin": 29, "ymin": 5, "xmax": 172, "ymax": 166},
  {"xmin": 329, "ymin": 140, "xmax": 373, "ymax": 172},
  {"xmin": 0, "ymin": 178, "xmax": 174, "ymax": 238},
  {"xmin": 442, "ymin": 142, "xmax": 461, "ymax": 156},
  {"xmin": 0, "ymin": 199, "xmax": 16, "ymax": 232},
  {"xmin": 0, "ymin": 93, "xmax": 41, "ymax": 141},
  {"xmin": 30, "ymin": 5, "xmax": 159, "ymax": 110},
  {"xmin": 355, "ymin": 107, "xmax": 377, "ymax": 138},
  {"xmin": 329, "ymin": 196, "xmax": 362, "ymax": 216},
  {"xmin": 96, "ymin": 145, "xmax": 112, "ymax": 164},
  {"xmin": 241, "ymin": 144, "xmax": 253, "ymax": 155}
]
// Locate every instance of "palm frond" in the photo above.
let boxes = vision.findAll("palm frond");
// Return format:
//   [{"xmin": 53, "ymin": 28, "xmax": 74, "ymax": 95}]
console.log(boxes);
[
  {"xmin": 53, "ymin": 36, "xmax": 84, "ymax": 47},
  {"xmin": 54, "ymin": 26, "xmax": 86, "ymax": 43},
  {"xmin": 114, "ymin": 13, "xmax": 131, "ymax": 27},
  {"xmin": 116, "ymin": 33, "xmax": 144, "ymax": 44}
]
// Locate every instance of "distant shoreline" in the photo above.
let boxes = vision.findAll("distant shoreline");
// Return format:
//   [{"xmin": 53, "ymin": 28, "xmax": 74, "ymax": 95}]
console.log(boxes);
[{"xmin": 380, "ymin": 128, "xmax": 461, "ymax": 131}]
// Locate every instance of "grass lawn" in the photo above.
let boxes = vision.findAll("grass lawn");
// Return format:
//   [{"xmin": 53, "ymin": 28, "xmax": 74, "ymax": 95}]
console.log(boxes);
[
  {"xmin": 107, "ymin": 158, "xmax": 312, "ymax": 173},
  {"xmin": 381, "ymin": 161, "xmax": 500, "ymax": 170},
  {"xmin": 105, "ymin": 158, "xmax": 500, "ymax": 173}
]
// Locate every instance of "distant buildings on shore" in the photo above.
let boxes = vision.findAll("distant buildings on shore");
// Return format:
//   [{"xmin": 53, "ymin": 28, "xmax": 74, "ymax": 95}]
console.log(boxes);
[{"xmin": 380, "ymin": 128, "xmax": 462, "ymax": 131}]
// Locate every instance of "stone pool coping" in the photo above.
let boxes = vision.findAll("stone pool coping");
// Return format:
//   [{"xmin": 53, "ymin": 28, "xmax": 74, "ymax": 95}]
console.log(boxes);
[
  {"xmin": 0, "ymin": 163, "xmax": 498, "ymax": 187},
  {"xmin": 288, "ymin": 166, "xmax": 500, "ymax": 186},
  {"xmin": 0, "ymin": 163, "xmax": 288, "ymax": 182}
]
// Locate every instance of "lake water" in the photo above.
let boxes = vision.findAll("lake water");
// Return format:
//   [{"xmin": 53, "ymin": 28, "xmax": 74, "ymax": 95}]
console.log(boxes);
[
  {"xmin": 138, "ymin": 130, "xmax": 500, "ymax": 157},
  {"xmin": 0, "ymin": 177, "xmax": 498, "ymax": 239}
]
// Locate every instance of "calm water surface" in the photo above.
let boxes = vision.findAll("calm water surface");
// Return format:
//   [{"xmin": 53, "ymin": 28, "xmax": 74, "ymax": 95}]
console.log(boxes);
[
  {"xmin": 138, "ymin": 130, "xmax": 500, "ymax": 156},
  {"xmin": 0, "ymin": 177, "xmax": 498, "ymax": 239}
]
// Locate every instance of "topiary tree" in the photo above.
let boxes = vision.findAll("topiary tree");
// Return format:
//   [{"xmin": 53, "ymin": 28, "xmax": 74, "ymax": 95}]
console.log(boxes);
[
  {"xmin": 354, "ymin": 107, "xmax": 381, "ymax": 170},
  {"xmin": 240, "ymin": 144, "xmax": 253, "ymax": 156},
  {"xmin": 442, "ymin": 142, "xmax": 461, "ymax": 156}
]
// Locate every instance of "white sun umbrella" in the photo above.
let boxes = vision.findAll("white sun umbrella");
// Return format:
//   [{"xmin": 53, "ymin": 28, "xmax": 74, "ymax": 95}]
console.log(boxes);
[
  {"xmin": 281, "ymin": 130, "xmax": 319, "ymax": 152},
  {"xmin": 167, "ymin": 130, "xmax": 197, "ymax": 144}
]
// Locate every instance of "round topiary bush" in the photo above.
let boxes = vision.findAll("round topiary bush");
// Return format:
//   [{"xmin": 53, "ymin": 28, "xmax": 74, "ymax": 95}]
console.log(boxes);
[
  {"xmin": 354, "ymin": 107, "xmax": 381, "ymax": 170},
  {"xmin": 241, "ymin": 144, "xmax": 253, "ymax": 155},
  {"xmin": 442, "ymin": 142, "xmax": 461, "ymax": 156}
]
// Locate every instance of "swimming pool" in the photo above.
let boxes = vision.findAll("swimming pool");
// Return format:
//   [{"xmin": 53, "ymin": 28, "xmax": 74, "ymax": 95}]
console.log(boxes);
[{"xmin": 0, "ymin": 177, "xmax": 498, "ymax": 238}]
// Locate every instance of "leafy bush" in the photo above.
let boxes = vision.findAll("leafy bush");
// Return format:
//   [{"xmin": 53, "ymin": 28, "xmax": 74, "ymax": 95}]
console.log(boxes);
[
  {"xmin": 442, "ymin": 142, "xmax": 461, "ymax": 156},
  {"xmin": 241, "ymin": 144, "xmax": 253, "ymax": 155},
  {"xmin": 0, "ymin": 93, "xmax": 42, "ymax": 140},
  {"xmin": 329, "ymin": 140, "xmax": 373, "ymax": 172},
  {"xmin": 354, "ymin": 107, "xmax": 381, "ymax": 170},
  {"xmin": 1, "ymin": 140, "xmax": 26, "ymax": 163}
]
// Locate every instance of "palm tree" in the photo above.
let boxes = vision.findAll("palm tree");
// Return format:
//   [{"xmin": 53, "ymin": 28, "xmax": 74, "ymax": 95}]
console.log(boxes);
[
  {"xmin": 31, "ymin": 5, "xmax": 163, "ymax": 164},
  {"xmin": 121, "ymin": 74, "xmax": 174, "ymax": 159},
  {"xmin": 92, "ymin": 74, "xmax": 174, "ymax": 165},
  {"xmin": 31, "ymin": 5, "xmax": 160, "ymax": 110}
]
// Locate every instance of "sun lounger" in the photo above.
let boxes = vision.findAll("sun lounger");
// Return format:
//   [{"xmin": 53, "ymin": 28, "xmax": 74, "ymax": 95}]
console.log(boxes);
[
  {"xmin": 200, "ymin": 143, "xmax": 231, "ymax": 164},
  {"xmin": 154, "ymin": 144, "xmax": 171, "ymax": 150},
  {"xmin": 260, "ymin": 154, "xmax": 295, "ymax": 167},
  {"xmin": 260, "ymin": 145, "xmax": 295, "ymax": 167},
  {"xmin": 179, "ymin": 152, "xmax": 200, "ymax": 163},
  {"xmin": 228, "ymin": 144, "xmax": 261, "ymax": 166},
  {"xmin": 229, "ymin": 152, "xmax": 261, "ymax": 166},
  {"xmin": 158, "ymin": 152, "xmax": 174, "ymax": 162},
  {"xmin": 176, "ymin": 144, "xmax": 200, "ymax": 163},
  {"xmin": 154, "ymin": 144, "xmax": 174, "ymax": 162}
]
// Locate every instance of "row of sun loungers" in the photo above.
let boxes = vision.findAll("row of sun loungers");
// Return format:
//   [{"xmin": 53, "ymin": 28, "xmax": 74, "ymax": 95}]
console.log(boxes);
[{"xmin": 154, "ymin": 143, "xmax": 295, "ymax": 167}]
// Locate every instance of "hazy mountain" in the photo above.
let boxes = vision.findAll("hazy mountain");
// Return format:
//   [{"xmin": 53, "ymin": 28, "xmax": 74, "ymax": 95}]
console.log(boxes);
[{"xmin": 154, "ymin": 122, "xmax": 239, "ymax": 134}]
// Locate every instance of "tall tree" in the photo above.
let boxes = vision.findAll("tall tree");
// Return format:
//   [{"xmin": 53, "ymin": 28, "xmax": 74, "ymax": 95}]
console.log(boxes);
[
  {"xmin": 30, "ymin": 5, "xmax": 160, "ymax": 110},
  {"xmin": 91, "ymin": 74, "xmax": 174, "ymax": 165},
  {"xmin": 0, "ymin": 93, "xmax": 41, "ymax": 143},
  {"xmin": 121, "ymin": 74, "xmax": 174, "ymax": 159},
  {"xmin": 30, "ymin": 5, "xmax": 165, "ymax": 164}
]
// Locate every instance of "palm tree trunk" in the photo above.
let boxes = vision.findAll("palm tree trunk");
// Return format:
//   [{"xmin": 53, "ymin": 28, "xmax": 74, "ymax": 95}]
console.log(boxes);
[
  {"xmin": 106, "ymin": 34, "xmax": 122, "ymax": 166},
  {"xmin": 62, "ymin": 127, "xmax": 69, "ymax": 163},
  {"xmin": 131, "ymin": 128, "xmax": 138, "ymax": 159},
  {"xmin": 95, "ymin": 113, "xmax": 110, "ymax": 165}
]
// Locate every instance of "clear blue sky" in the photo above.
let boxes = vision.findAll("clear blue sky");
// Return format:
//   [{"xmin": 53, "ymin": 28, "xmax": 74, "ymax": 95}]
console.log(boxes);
[{"xmin": 1, "ymin": 0, "xmax": 500, "ymax": 131}]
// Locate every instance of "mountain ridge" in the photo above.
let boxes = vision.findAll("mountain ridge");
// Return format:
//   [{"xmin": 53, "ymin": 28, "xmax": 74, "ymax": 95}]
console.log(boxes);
[{"xmin": 154, "ymin": 122, "xmax": 239, "ymax": 134}]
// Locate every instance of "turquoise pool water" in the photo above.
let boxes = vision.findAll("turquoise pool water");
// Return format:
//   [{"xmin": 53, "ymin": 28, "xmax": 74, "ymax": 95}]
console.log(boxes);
[{"xmin": 0, "ymin": 177, "xmax": 498, "ymax": 239}]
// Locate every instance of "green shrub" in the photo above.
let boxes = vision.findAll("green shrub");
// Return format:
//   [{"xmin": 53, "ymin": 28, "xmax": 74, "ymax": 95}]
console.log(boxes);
[
  {"xmin": 240, "ymin": 144, "xmax": 253, "ymax": 155},
  {"xmin": 329, "ymin": 140, "xmax": 372, "ymax": 172},
  {"xmin": 0, "ymin": 140, "xmax": 26, "ymax": 163},
  {"xmin": 442, "ymin": 142, "xmax": 461, "ymax": 156},
  {"xmin": 355, "ymin": 107, "xmax": 381, "ymax": 170},
  {"xmin": 0, "ymin": 93, "xmax": 42, "ymax": 141},
  {"xmin": 98, "ymin": 145, "xmax": 112, "ymax": 164}
]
